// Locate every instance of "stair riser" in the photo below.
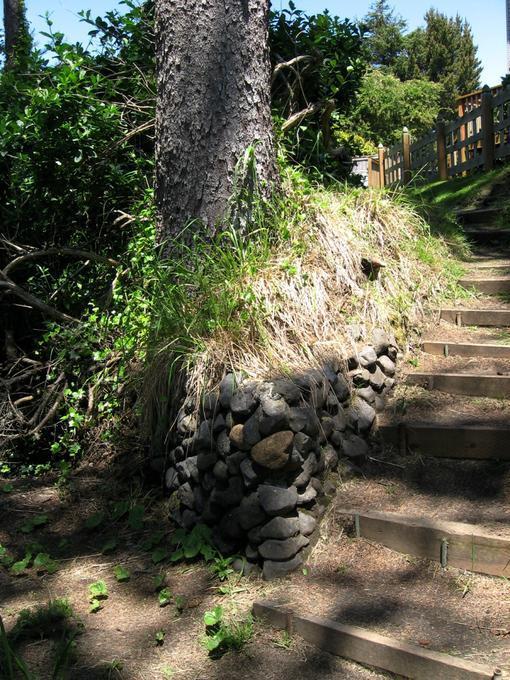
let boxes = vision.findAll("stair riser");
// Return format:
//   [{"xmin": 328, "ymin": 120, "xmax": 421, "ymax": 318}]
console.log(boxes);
[
  {"xmin": 440, "ymin": 309, "xmax": 510, "ymax": 327},
  {"xmin": 340, "ymin": 510, "xmax": 510, "ymax": 578},
  {"xmin": 459, "ymin": 278, "xmax": 510, "ymax": 295},
  {"xmin": 422, "ymin": 341, "xmax": 510, "ymax": 359},
  {"xmin": 406, "ymin": 373, "xmax": 510, "ymax": 399},
  {"xmin": 380, "ymin": 424, "xmax": 510, "ymax": 460}
]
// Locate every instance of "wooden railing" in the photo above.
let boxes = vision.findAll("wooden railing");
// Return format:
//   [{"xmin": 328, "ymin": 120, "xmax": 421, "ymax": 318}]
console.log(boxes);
[{"xmin": 372, "ymin": 85, "xmax": 510, "ymax": 188}]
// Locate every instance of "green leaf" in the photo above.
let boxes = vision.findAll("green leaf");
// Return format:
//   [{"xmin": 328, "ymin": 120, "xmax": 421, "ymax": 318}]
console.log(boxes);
[
  {"xmin": 113, "ymin": 565, "xmax": 130, "ymax": 582},
  {"xmin": 20, "ymin": 514, "xmax": 48, "ymax": 533},
  {"xmin": 111, "ymin": 500, "xmax": 129, "ymax": 521},
  {"xmin": 203, "ymin": 606, "xmax": 223, "ymax": 627},
  {"xmin": 158, "ymin": 587, "xmax": 172, "ymax": 607},
  {"xmin": 153, "ymin": 573, "xmax": 166, "ymax": 591},
  {"xmin": 128, "ymin": 505, "xmax": 144, "ymax": 531},
  {"xmin": 204, "ymin": 630, "xmax": 225, "ymax": 651},
  {"xmin": 1, "ymin": 483, "xmax": 13, "ymax": 493},
  {"xmin": 85, "ymin": 511, "xmax": 105, "ymax": 530},
  {"xmin": 155, "ymin": 629, "xmax": 165, "ymax": 645},
  {"xmin": 101, "ymin": 538, "xmax": 118, "ymax": 554},
  {"xmin": 169, "ymin": 548, "xmax": 184, "ymax": 563},
  {"xmin": 89, "ymin": 580, "xmax": 108, "ymax": 600},
  {"xmin": 151, "ymin": 546, "xmax": 169, "ymax": 564},
  {"xmin": 33, "ymin": 552, "xmax": 59, "ymax": 574},
  {"xmin": 141, "ymin": 530, "xmax": 165, "ymax": 552},
  {"xmin": 10, "ymin": 553, "xmax": 31, "ymax": 575},
  {"xmin": 89, "ymin": 598, "xmax": 102, "ymax": 613}
]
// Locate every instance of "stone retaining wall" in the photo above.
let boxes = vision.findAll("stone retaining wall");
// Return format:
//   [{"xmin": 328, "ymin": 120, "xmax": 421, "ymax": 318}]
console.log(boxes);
[{"xmin": 163, "ymin": 328, "xmax": 398, "ymax": 579}]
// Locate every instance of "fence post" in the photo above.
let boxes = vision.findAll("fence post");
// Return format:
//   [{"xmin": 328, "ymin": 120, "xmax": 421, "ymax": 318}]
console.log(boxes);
[
  {"xmin": 436, "ymin": 120, "xmax": 448, "ymax": 181},
  {"xmin": 402, "ymin": 127, "xmax": 412, "ymax": 184},
  {"xmin": 378, "ymin": 143, "xmax": 385, "ymax": 188},
  {"xmin": 481, "ymin": 84, "xmax": 495, "ymax": 171}
]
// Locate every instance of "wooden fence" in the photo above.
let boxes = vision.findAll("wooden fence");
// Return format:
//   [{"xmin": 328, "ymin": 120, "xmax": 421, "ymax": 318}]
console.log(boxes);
[{"xmin": 369, "ymin": 85, "xmax": 510, "ymax": 188}]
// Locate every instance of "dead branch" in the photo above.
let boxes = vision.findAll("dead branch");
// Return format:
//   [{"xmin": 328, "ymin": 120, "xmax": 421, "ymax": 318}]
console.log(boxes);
[
  {"xmin": 28, "ymin": 371, "xmax": 65, "ymax": 427},
  {"xmin": 0, "ymin": 279, "xmax": 78, "ymax": 323},
  {"xmin": 281, "ymin": 102, "xmax": 322, "ymax": 133},
  {"xmin": 30, "ymin": 383, "xmax": 67, "ymax": 436},
  {"xmin": 3, "ymin": 248, "xmax": 120, "ymax": 277},
  {"xmin": 272, "ymin": 55, "xmax": 312, "ymax": 84}
]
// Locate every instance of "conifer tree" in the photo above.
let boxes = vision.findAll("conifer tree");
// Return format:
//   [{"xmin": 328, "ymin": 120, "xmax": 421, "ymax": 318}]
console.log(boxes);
[{"xmin": 363, "ymin": 0, "xmax": 406, "ymax": 69}]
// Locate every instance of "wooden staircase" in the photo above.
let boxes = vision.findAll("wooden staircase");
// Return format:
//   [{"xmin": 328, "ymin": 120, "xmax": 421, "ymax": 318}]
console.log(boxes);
[{"xmin": 255, "ymin": 210, "xmax": 510, "ymax": 679}]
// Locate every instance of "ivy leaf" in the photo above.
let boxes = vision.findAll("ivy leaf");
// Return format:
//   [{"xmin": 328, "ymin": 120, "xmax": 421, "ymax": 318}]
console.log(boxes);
[
  {"xmin": 203, "ymin": 606, "xmax": 223, "ymax": 627},
  {"xmin": 128, "ymin": 505, "xmax": 144, "ymax": 531},
  {"xmin": 85, "ymin": 511, "xmax": 105, "ymax": 530},
  {"xmin": 1, "ymin": 483, "xmax": 13, "ymax": 493},
  {"xmin": 101, "ymin": 538, "xmax": 118, "ymax": 554},
  {"xmin": 169, "ymin": 548, "xmax": 184, "ymax": 563},
  {"xmin": 89, "ymin": 598, "xmax": 102, "ymax": 613},
  {"xmin": 141, "ymin": 530, "xmax": 165, "ymax": 552},
  {"xmin": 158, "ymin": 587, "xmax": 172, "ymax": 607},
  {"xmin": 151, "ymin": 546, "xmax": 169, "ymax": 565},
  {"xmin": 89, "ymin": 580, "xmax": 108, "ymax": 600},
  {"xmin": 111, "ymin": 500, "xmax": 129, "ymax": 521},
  {"xmin": 204, "ymin": 630, "xmax": 225, "ymax": 651},
  {"xmin": 153, "ymin": 573, "xmax": 166, "ymax": 591},
  {"xmin": 10, "ymin": 553, "xmax": 32, "ymax": 575},
  {"xmin": 113, "ymin": 565, "xmax": 130, "ymax": 582},
  {"xmin": 33, "ymin": 552, "xmax": 59, "ymax": 574},
  {"xmin": 155, "ymin": 629, "xmax": 165, "ymax": 646},
  {"xmin": 20, "ymin": 514, "xmax": 48, "ymax": 533}
]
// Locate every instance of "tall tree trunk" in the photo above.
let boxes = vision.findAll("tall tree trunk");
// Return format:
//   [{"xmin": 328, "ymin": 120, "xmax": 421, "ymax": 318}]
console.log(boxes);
[
  {"xmin": 155, "ymin": 0, "xmax": 277, "ymax": 244},
  {"xmin": 4, "ymin": 0, "xmax": 23, "ymax": 67}
]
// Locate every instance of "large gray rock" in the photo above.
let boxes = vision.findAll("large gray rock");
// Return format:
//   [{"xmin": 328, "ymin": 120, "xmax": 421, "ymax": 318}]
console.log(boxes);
[
  {"xmin": 229, "ymin": 424, "xmax": 248, "ymax": 450},
  {"xmin": 226, "ymin": 450, "xmax": 247, "ymax": 475},
  {"xmin": 322, "ymin": 445, "xmax": 339, "ymax": 471},
  {"xmin": 258, "ymin": 484, "xmax": 298, "ymax": 516},
  {"xmin": 289, "ymin": 407, "xmax": 319, "ymax": 436},
  {"xmin": 349, "ymin": 368, "xmax": 370, "ymax": 387},
  {"xmin": 193, "ymin": 485, "xmax": 206, "ymax": 514},
  {"xmin": 176, "ymin": 456, "xmax": 199, "ymax": 483},
  {"xmin": 297, "ymin": 482, "xmax": 318, "ymax": 505},
  {"xmin": 263, "ymin": 553, "xmax": 304, "ymax": 580},
  {"xmin": 251, "ymin": 431, "xmax": 293, "ymax": 469},
  {"xmin": 211, "ymin": 476, "xmax": 244, "ymax": 507},
  {"xmin": 359, "ymin": 346, "xmax": 378, "ymax": 369},
  {"xmin": 178, "ymin": 482, "xmax": 194, "ymax": 509},
  {"xmin": 212, "ymin": 413, "xmax": 226, "ymax": 434},
  {"xmin": 342, "ymin": 433, "xmax": 369, "ymax": 459},
  {"xmin": 195, "ymin": 420, "xmax": 214, "ymax": 448},
  {"xmin": 259, "ymin": 395, "xmax": 289, "ymax": 436},
  {"xmin": 239, "ymin": 493, "xmax": 267, "ymax": 530},
  {"xmin": 219, "ymin": 510, "xmax": 243, "ymax": 540},
  {"xmin": 272, "ymin": 379, "xmax": 301, "ymax": 404},
  {"xmin": 260, "ymin": 516, "xmax": 300, "ymax": 540},
  {"xmin": 377, "ymin": 355, "xmax": 396, "ymax": 376},
  {"xmin": 293, "ymin": 453, "xmax": 317, "ymax": 488},
  {"xmin": 371, "ymin": 328, "xmax": 391, "ymax": 355},
  {"xmin": 197, "ymin": 450, "xmax": 217, "ymax": 471},
  {"xmin": 258, "ymin": 534, "xmax": 309, "ymax": 561},
  {"xmin": 165, "ymin": 467, "xmax": 179, "ymax": 491},
  {"xmin": 230, "ymin": 389, "xmax": 257, "ymax": 418},
  {"xmin": 177, "ymin": 413, "xmax": 197, "ymax": 436},
  {"xmin": 243, "ymin": 412, "xmax": 261, "ymax": 448},
  {"xmin": 219, "ymin": 373, "xmax": 236, "ymax": 408},
  {"xmin": 369, "ymin": 367, "xmax": 386, "ymax": 392},
  {"xmin": 240, "ymin": 457, "xmax": 259, "ymax": 488},
  {"xmin": 332, "ymin": 410, "xmax": 347, "ymax": 432},
  {"xmin": 320, "ymin": 417, "xmax": 335, "ymax": 443},
  {"xmin": 348, "ymin": 397, "xmax": 376, "ymax": 432},
  {"xmin": 298, "ymin": 511, "xmax": 317, "ymax": 536},
  {"xmin": 212, "ymin": 460, "xmax": 229, "ymax": 482},
  {"xmin": 216, "ymin": 430, "xmax": 231, "ymax": 457},
  {"xmin": 333, "ymin": 374, "xmax": 350, "ymax": 401},
  {"xmin": 356, "ymin": 386, "xmax": 376, "ymax": 404}
]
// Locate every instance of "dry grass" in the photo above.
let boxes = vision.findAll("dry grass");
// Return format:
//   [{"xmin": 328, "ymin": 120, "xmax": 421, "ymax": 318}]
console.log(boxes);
[{"xmin": 144, "ymin": 182, "xmax": 463, "ymax": 437}]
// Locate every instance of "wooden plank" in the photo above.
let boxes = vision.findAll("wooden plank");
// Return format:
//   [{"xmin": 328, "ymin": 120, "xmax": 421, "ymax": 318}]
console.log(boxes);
[
  {"xmin": 456, "ymin": 207, "xmax": 499, "ymax": 224},
  {"xmin": 406, "ymin": 372, "xmax": 510, "ymax": 398},
  {"xmin": 440, "ymin": 308, "xmax": 510, "ymax": 327},
  {"xmin": 422, "ymin": 341, "xmax": 510, "ymax": 359},
  {"xmin": 253, "ymin": 601, "xmax": 498, "ymax": 680},
  {"xmin": 379, "ymin": 422, "xmax": 510, "ymax": 460},
  {"xmin": 338, "ymin": 509, "xmax": 510, "ymax": 579},
  {"xmin": 464, "ymin": 229, "xmax": 510, "ymax": 243},
  {"xmin": 459, "ymin": 278, "xmax": 510, "ymax": 295}
]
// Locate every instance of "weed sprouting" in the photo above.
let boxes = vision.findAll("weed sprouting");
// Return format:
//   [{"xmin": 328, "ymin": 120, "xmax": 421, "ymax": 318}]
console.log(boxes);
[{"xmin": 202, "ymin": 605, "xmax": 254, "ymax": 655}]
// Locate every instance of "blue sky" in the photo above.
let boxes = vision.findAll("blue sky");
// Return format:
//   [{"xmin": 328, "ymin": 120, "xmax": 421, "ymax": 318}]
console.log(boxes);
[{"xmin": 1, "ymin": 0, "xmax": 507, "ymax": 85}]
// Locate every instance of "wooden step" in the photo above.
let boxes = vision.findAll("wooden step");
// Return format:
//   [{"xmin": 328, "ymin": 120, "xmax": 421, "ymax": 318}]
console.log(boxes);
[
  {"xmin": 406, "ymin": 372, "xmax": 510, "ymax": 398},
  {"xmin": 379, "ymin": 422, "xmax": 510, "ymax": 460},
  {"xmin": 338, "ymin": 509, "xmax": 510, "ymax": 578},
  {"xmin": 253, "ymin": 601, "xmax": 499, "ymax": 680},
  {"xmin": 456, "ymin": 207, "xmax": 499, "ymax": 224},
  {"xmin": 459, "ymin": 277, "xmax": 510, "ymax": 295},
  {"xmin": 464, "ymin": 228, "xmax": 510, "ymax": 243},
  {"xmin": 440, "ymin": 308, "xmax": 510, "ymax": 327},
  {"xmin": 422, "ymin": 340, "xmax": 510, "ymax": 359}
]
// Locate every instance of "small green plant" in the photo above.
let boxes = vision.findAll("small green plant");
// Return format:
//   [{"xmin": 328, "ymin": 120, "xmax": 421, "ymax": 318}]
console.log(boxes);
[
  {"xmin": 113, "ymin": 565, "xmax": 130, "ymax": 582},
  {"xmin": 170, "ymin": 524, "xmax": 215, "ymax": 562},
  {"xmin": 85, "ymin": 511, "xmax": 105, "ymax": 530},
  {"xmin": 1, "ymin": 483, "xmax": 13, "ymax": 493},
  {"xmin": 151, "ymin": 546, "xmax": 170, "ymax": 564},
  {"xmin": 33, "ymin": 552, "xmax": 59, "ymax": 574},
  {"xmin": 202, "ymin": 606, "xmax": 253, "ymax": 655},
  {"xmin": 128, "ymin": 505, "xmax": 145, "ymax": 531},
  {"xmin": 89, "ymin": 580, "xmax": 109, "ymax": 613},
  {"xmin": 161, "ymin": 665, "xmax": 175, "ymax": 679},
  {"xmin": 273, "ymin": 630, "xmax": 293, "ymax": 649},
  {"xmin": 158, "ymin": 587, "xmax": 172, "ymax": 607},
  {"xmin": 101, "ymin": 538, "xmax": 118, "ymax": 554},
  {"xmin": 155, "ymin": 629, "xmax": 165, "ymax": 646},
  {"xmin": 153, "ymin": 572, "xmax": 166, "ymax": 591},
  {"xmin": 19, "ymin": 514, "xmax": 48, "ymax": 534},
  {"xmin": 209, "ymin": 555, "xmax": 235, "ymax": 582}
]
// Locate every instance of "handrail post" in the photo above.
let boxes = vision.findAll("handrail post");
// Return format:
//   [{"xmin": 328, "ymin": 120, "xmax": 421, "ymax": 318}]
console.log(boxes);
[
  {"xmin": 436, "ymin": 120, "xmax": 448, "ymax": 181},
  {"xmin": 481, "ymin": 84, "xmax": 495, "ymax": 171},
  {"xmin": 378, "ymin": 143, "xmax": 385, "ymax": 188},
  {"xmin": 402, "ymin": 127, "xmax": 412, "ymax": 184}
]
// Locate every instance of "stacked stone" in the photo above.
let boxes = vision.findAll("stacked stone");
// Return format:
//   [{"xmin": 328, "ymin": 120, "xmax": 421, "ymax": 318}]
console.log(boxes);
[{"xmin": 163, "ymin": 328, "xmax": 397, "ymax": 579}]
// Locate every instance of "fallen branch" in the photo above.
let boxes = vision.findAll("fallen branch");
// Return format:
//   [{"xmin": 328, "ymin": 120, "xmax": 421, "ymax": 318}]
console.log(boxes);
[
  {"xmin": 272, "ymin": 55, "xmax": 312, "ymax": 83},
  {"xmin": 281, "ymin": 101, "xmax": 322, "ymax": 133},
  {"xmin": 0, "ymin": 279, "xmax": 78, "ymax": 323},
  {"xmin": 3, "ymin": 247, "xmax": 120, "ymax": 277}
]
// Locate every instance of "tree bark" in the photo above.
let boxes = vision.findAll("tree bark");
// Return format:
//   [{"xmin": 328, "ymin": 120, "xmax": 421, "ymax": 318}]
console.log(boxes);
[
  {"xmin": 3, "ymin": 0, "xmax": 23, "ymax": 67},
  {"xmin": 155, "ymin": 0, "xmax": 277, "ymax": 245}
]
